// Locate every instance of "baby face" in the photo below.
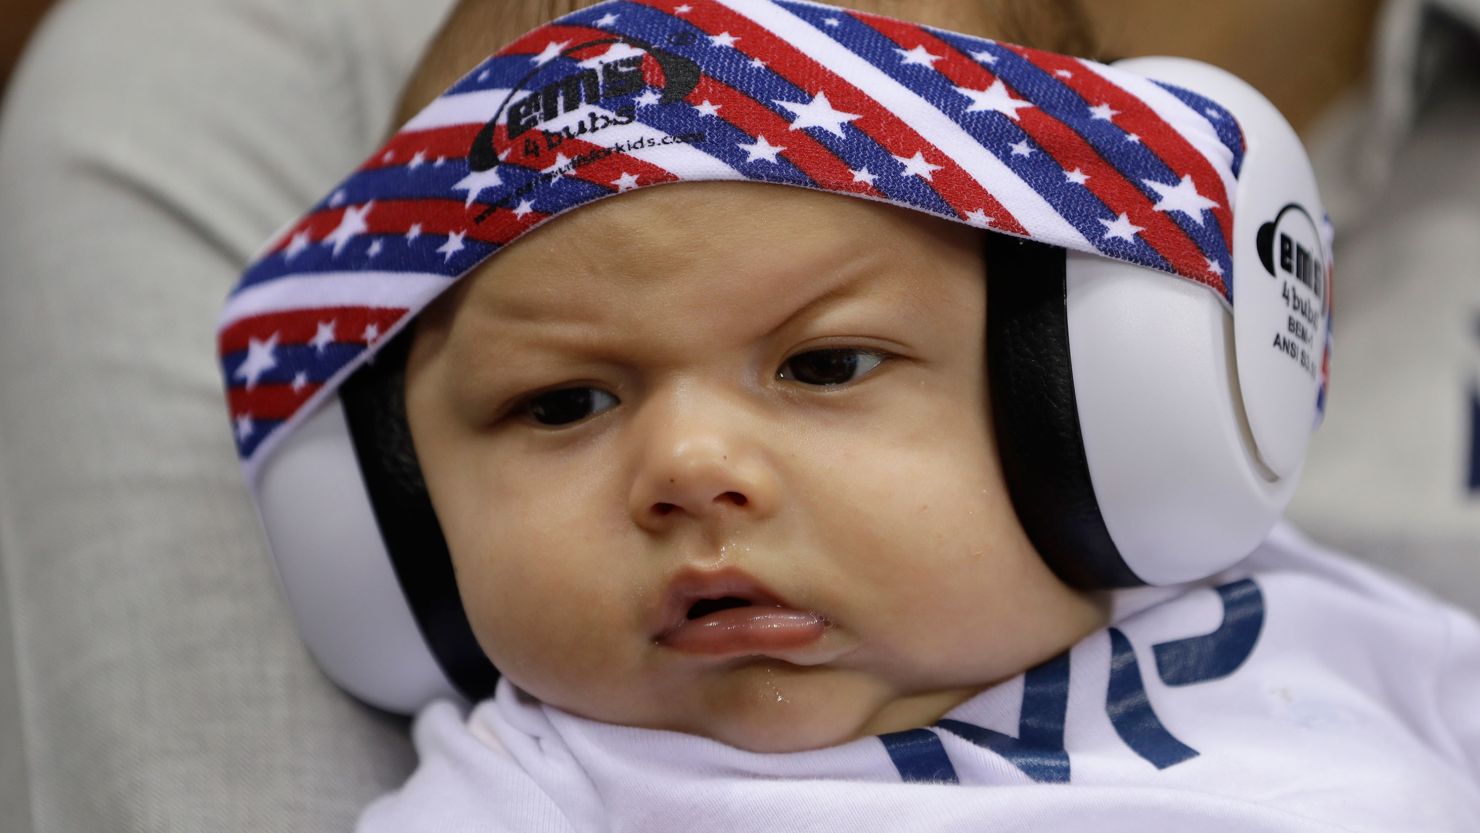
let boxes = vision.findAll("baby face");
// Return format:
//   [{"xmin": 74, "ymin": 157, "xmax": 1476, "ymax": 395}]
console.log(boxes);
[{"xmin": 405, "ymin": 182, "xmax": 1105, "ymax": 752}]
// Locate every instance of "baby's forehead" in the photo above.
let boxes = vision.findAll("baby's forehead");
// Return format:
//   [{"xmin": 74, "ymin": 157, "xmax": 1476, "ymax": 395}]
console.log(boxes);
[{"xmin": 448, "ymin": 182, "xmax": 981, "ymax": 325}]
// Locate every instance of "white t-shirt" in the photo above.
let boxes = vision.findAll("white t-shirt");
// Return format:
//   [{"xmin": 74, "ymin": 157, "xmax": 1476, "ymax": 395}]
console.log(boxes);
[{"xmin": 357, "ymin": 523, "xmax": 1480, "ymax": 832}]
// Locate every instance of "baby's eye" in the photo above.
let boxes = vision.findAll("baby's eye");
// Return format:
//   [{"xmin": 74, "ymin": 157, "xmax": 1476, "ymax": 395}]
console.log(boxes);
[
  {"xmin": 518, "ymin": 387, "xmax": 619, "ymax": 427},
  {"xmin": 777, "ymin": 348, "xmax": 886, "ymax": 387}
]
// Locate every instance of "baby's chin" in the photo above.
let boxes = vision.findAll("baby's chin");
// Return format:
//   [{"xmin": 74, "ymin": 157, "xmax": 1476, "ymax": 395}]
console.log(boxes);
[{"xmin": 640, "ymin": 660, "xmax": 983, "ymax": 754}]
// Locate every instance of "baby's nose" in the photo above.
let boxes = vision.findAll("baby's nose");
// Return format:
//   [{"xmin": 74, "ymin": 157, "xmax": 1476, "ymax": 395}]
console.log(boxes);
[{"xmin": 626, "ymin": 395, "xmax": 778, "ymax": 531}]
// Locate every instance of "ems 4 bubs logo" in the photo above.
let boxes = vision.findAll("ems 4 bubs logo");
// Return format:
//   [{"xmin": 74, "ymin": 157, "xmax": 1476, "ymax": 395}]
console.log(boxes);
[{"xmin": 466, "ymin": 35, "xmax": 701, "ymax": 222}]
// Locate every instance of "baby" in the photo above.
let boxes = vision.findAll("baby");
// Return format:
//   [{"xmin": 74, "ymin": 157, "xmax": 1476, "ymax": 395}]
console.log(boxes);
[{"xmin": 217, "ymin": 0, "xmax": 1480, "ymax": 829}]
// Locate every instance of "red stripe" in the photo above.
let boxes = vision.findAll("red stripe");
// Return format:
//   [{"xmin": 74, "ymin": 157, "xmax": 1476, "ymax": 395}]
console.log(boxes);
[
  {"xmin": 502, "ymin": 23, "xmax": 635, "ymax": 64},
  {"xmin": 864, "ymin": 18, "xmax": 1220, "ymax": 290},
  {"xmin": 228, "ymin": 382, "xmax": 324, "ymax": 423},
  {"xmin": 635, "ymin": 0, "xmax": 1027, "ymax": 234},
  {"xmin": 367, "ymin": 124, "xmax": 481, "ymax": 172},
  {"xmin": 685, "ymin": 74, "xmax": 882, "ymax": 197},
  {"xmin": 1009, "ymin": 44, "xmax": 1234, "ymax": 253},
  {"xmin": 219, "ymin": 306, "xmax": 405, "ymax": 356}
]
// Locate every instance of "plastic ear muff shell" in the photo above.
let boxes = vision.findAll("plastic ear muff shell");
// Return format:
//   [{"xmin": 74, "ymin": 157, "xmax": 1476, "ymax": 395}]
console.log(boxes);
[{"xmin": 989, "ymin": 56, "xmax": 1323, "ymax": 587}]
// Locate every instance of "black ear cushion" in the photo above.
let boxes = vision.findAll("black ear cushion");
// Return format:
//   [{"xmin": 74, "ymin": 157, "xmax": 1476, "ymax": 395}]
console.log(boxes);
[
  {"xmin": 985, "ymin": 237, "xmax": 1144, "ymax": 588},
  {"xmin": 339, "ymin": 329, "xmax": 501, "ymax": 703}
]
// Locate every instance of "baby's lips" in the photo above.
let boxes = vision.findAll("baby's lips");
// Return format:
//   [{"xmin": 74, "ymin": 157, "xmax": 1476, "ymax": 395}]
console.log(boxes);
[
  {"xmin": 651, "ymin": 565, "xmax": 803, "ymax": 640},
  {"xmin": 656, "ymin": 606, "xmax": 828, "ymax": 656}
]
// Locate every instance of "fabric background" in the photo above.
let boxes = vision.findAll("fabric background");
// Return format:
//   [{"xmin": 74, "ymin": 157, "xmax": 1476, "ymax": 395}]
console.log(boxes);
[
  {"xmin": 0, "ymin": 0, "xmax": 1475, "ymax": 830},
  {"xmin": 0, "ymin": 0, "xmax": 455, "ymax": 829}
]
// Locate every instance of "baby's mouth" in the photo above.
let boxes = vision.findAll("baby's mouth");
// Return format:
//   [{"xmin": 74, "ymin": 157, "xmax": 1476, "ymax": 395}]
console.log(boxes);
[{"xmin": 653, "ymin": 568, "xmax": 828, "ymax": 657}]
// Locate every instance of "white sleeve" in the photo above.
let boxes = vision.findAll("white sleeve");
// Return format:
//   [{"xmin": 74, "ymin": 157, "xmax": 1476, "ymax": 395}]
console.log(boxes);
[
  {"xmin": 1436, "ymin": 605, "xmax": 1480, "ymax": 783},
  {"xmin": 357, "ymin": 700, "xmax": 581, "ymax": 833}
]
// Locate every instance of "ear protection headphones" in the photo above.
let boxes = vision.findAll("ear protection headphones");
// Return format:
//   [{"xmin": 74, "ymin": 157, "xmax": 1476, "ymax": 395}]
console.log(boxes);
[{"xmin": 222, "ymin": 2, "xmax": 1333, "ymax": 714}]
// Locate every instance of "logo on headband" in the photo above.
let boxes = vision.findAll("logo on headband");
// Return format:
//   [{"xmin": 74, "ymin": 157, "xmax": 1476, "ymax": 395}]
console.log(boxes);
[{"xmin": 468, "ymin": 36, "xmax": 702, "ymax": 211}]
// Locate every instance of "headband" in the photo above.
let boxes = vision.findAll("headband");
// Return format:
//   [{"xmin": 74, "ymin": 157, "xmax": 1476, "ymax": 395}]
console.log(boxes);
[{"xmin": 218, "ymin": 0, "xmax": 1265, "ymax": 481}]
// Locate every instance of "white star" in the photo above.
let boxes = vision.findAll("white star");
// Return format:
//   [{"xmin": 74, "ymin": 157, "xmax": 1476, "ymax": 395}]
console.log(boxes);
[
  {"xmin": 1010, "ymin": 139, "xmax": 1034, "ymax": 157},
  {"xmin": 366, "ymin": 239, "xmax": 383, "ymax": 259},
  {"xmin": 739, "ymin": 134, "xmax": 785, "ymax": 163},
  {"xmin": 513, "ymin": 199, "xmax": 536, "ymax": 219},
  {"xmin": 1143, "ymin": 174, "xmax": 1220, "ymax": 226},
  {"xmin": 1088, "ymin": 102, "xmax": 1119, "ymax": 121},
  {"xmin": 895, "ymin": 44, "xmax": 941, "ymax": 67},
  {"xmin": 531, "ymin": 40, "xmax": 571, "ymax": 66},
  {"xmin": 1206, "ymin": 257, "xmax": 1225, "ymax": 276},
  {"xmin": 328, "ymin": 189, "xmax": 347, "ymax": 207},
  {"xmin": 1098, "ymin": 212, "xmax": 1145, "ymax": 242},
  {"xmin": 283, "ymin": 229, "xmax": 312, "ymax": 262},
  {"xmin": 381, "ymin": 150, "xmax": 395, "ymax": 163},
  {"xmin": 1204, "ymin": 107, "xmax": 1222, "ymax": 120},
  {"xmin": 437, "ymin": 230, "xmax": 467, "ymax": 262},
  {"xmin": 971, "ymin": 50, "xmax": 998, "ymax": 64},
  {"xmin": 851, "ymin": 166, "xmax": 877, "ymax": 186},
  {"xmin": 406, "ymin": 223, "xmax": 423, "ymax": 243},
  {"xmin": 235, "ymin": 332, "xmax": 279, "ymax": 390},
  {"xmin": 1055, "ymin": 69, "xmax": 1073, "ymax": 78},
  {"xmin": 956, "ymin": 79, "xmax": 1034, "ymax": 121},
  {"xmin": 824, "ymin": 17, "xmax": 841, "ymax": 26},
  {"xmin": 775, "ymin": 90, "xmax": 861, "ymax": 139},
  {"xmin": 1125, "ymin": 133, "xmax": 1141, "ymax": 144},
  {"xmin": 749, "ymin": 57, "xmax": 767, "ymax": 69},
  {"xmin": 235, "ymin": 414, "xmax": 255, "ymax": 443},
  {"xmin": 310, "ymin": 320, "xmax": 337, "ymax": 353},
  {"xmin": 576, "ymin": 42, "xmax": 645, "ymax": 68},
  {"xmin": 893, "ymin": 150, "xmax": 943, "ymax": 180},
  {"xmin": 323, "ymin": 201, "xmax": 375, "ymax": 257},
  {"xmin": 452, "ymin": 167, "xmax": 504, "ymax": 208},
  {"xmin": 612, "ymin": 172, "xmax": 641, "ymax": 192},
  {"xmin": 407, "ymin": 150, "xmax": 427, "ymax": 170},
  {"xmin": 542, "ymin": 152, "xmax": 574, "ymax": 179},
  {"xmin": 433, "ymin": 156, "xmax": 445, "ymax": 167},
  {"xmin": 363, "ymin": 323, "xmax": 382, "ymax": 343},
  {"xmin": 710, "ymin": 32, "xmax": 739, "ymax": 48},
  {"xmin": 675, "ymin": 4, "xmax": 692, "ymax": 13},
  {"xmin": 964, "ymin": 209, "xmax": 994, "ymax": 228},
  {"xmin": 593, "ymin": 12, "xmax": 619, "ymax": 27},
  {"xmin": 478, "ymin": 69, "xmax": 490, "ymax": 82},
  {"xmin": 1064, "ymin": 168, "xmax": 1090, "ymax": 185},
  {"xmin": 693, "ymin": 99, "xmax": 722, "ymax": 117},
  {"xmin": 635, "ymin": 88, "xmax": 663, "ymax": 108},
  {"xmin": 291, "ymin": 372, "xmax": 308, "ymax": 393}
]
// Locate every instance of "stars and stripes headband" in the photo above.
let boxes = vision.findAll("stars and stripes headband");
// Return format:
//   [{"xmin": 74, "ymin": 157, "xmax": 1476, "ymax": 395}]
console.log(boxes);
[{"xmin": 219, "ymin": 0, "xmax": 1255, "ymax": 481}]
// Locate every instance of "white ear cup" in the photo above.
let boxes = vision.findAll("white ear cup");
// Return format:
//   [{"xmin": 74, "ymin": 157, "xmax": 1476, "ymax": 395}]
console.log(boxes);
[
  {"xmin": 1065, "ymin": 56, "xmax": 1327, "ymax": 584},
  {"xmin": 1065, "ymin": 251, "xmax": 1298, "ymax": 585},
  {"xmin": 254, "ymin": 396, "xmax": 462, "ymax": 712}
]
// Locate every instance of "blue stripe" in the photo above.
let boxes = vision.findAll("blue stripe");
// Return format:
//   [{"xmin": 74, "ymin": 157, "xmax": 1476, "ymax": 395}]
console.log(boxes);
[
  {"xmin": 1154, "ymin": 81, "xmax": 1245, "ymax": 177},
  {"xmin": 878, "ymin": 728, "xmax": 960, "ymax": 784},
  {"xmin": 936, "ymin": 652, "xmax": 1071, "ymax": 783},
  {"xmin": 599, "ymin": 2, "xmax": 960, "ymax": 218},
  {"xmin": 223, "ymin": 343, "xmax": 370, "ymax": 389},
  {"xmin": 1469, "ymin": 382, "xmax": 1480, "ymax": 494},
  {"xmin": 1106, "ymin": 628, "xmax": 1199, "ymax": 770},
  {"xmin": 448, "ymin": 53, "xmax": 583, "ymax": 98},
  {"xmin": 782, "ymin": 1, "xmax": 1219, "ymax": 278},
  {"xmin": 235, "ymin": 231, "xmax": 497, "ymax": 294},
  {"xmin": 307, "ymin": 164, "xmax": 498, "ymax": 213},
  {"xmin": 962, "ymin": 38, "xmax": 1228, "ymax": 276},
  {"xmin": 233, "ymin": 416, "xmax": 285, "ymax": 459},
  {"xmin": 1153, "ymin": 579, "xmax": 1265, "ymax": 686}
]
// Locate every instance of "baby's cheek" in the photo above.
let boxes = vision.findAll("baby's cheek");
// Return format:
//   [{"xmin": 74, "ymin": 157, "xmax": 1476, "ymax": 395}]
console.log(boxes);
[{"xmin": 456, "ymin": 536, "xmax": 636, "ymax": 689}]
